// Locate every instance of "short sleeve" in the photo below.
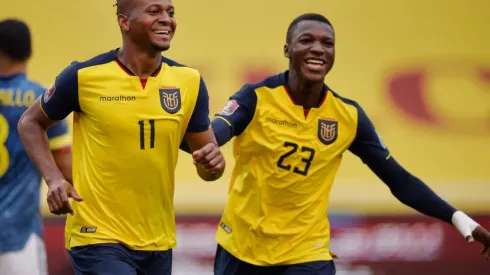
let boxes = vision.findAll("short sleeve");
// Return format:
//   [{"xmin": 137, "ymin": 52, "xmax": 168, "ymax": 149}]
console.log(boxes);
[
  {"xmin": 47, "ymin": 120, "xmax": 71, "ymax": 150},
  {"xmin": 215, "ymin": 84, "xmax": 257, "ymax": 136},
  {"xmin": 348, "ymin": 103, "xmax": 390, "ymax": 162},
  {"xmin": 41, "ymin": 62, "xmax": 81, "ymax": 121},
  {"xmin": 186, "ymin": 76, "xmax": 211, "ymax": 133}
]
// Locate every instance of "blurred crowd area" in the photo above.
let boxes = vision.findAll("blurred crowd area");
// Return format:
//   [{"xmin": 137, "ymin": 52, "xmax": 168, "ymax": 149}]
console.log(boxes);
[{"xmin": 2, "ymin": 0, "xmax": 490, "ymax": 274}]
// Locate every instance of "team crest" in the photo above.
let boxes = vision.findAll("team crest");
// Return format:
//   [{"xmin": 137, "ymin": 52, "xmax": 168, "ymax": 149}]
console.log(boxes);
[
  {"xmin": 318, "ymin": 119, "xmax": 338, "ymax": 145},
  {"xmin": 43, "ymin": 83, "xmax": 56, "ymax": 103},
  {"xmin": 159, "ymin": 88, "xmax": 181, "ymax": 114}
]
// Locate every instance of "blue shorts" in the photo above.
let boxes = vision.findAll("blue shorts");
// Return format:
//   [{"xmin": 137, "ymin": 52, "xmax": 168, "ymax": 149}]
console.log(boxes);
[
  {"xmin": 68, "ymin": 243, "xmax": 172, "ymax": 275},
  {"xmin": 214, "ymin": 245, "xmax": 336, "ymax": 275}
]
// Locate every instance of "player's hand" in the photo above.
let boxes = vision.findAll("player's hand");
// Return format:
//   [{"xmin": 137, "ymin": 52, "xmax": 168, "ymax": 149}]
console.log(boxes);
[
  {"xmin": 467, "ymin": 226, "xmax": 490, "ymax": 259},
  {"xmin": 192, "ymin": 143, "xmax": 225, "ymax": 174},
  {"xmin": 46, "ymin": 179, "xmax": 83, "ymax": 216}
]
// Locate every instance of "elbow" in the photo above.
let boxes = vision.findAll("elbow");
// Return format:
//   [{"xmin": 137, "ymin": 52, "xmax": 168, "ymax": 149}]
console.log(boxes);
[
  {"xmin": 17, "ymin": 112, "xmax": 46, "ymax": 141},
  {"xmin": 17, "ymin": 113, "xmax": 31, "ymax": 137}
]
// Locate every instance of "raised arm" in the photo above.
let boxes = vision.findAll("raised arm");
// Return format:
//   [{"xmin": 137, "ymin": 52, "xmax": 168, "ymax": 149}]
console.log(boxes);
[
  {"xmin": 18, "ymin": 62, "xmax": 83, "ymax": 215},
  {"xmin": 348, "ymin": 103, "xmax": 490, "ymax": 256}
]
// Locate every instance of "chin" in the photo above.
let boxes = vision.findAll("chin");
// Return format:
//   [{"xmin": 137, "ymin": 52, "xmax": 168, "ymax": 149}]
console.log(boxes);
[
  {"xmin": 303, "ymin": 71, "xmax": 327, "ymax": 84},
  {"xmin": 151, "ymin": 43, "xmax": 171, "ymax": 52}
]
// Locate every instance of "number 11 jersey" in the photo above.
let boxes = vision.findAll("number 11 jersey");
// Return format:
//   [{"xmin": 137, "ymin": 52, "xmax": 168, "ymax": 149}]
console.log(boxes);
[
  {"xmin": 215, "ymin": 71, "xmax": 389, "ymax": 265},
  {"xmin": 40, "ymin": 50, "xmax": 210, "ymax": 251}
]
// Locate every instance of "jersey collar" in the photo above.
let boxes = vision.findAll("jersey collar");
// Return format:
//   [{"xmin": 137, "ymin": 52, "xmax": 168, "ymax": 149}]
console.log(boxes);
[{"xmin": 114, "ymin": 49, "xmax": 163, "ymax": 78}]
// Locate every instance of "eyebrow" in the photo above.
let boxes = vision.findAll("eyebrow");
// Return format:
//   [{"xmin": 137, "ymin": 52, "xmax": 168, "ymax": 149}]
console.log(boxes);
[
  {"xmin": 145, "ymin": 2, "xmax": 174, "ymax": 10},
  {"xmin": 297, "ymin": 32, "xmax": 334, "ymax": 39}
]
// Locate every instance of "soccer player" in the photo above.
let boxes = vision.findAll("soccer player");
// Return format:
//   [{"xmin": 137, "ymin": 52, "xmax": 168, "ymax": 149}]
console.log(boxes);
[
  {"xmin": 17, "ymin": 0, "xmax": 225, "ymax": 274},
  {"xmin": 183, "ymin": 13, "xmax": 490, "ymax": 275},
  {"xmin": 0, "ymin": 19, "xmax": 72, "ymax": 275}
]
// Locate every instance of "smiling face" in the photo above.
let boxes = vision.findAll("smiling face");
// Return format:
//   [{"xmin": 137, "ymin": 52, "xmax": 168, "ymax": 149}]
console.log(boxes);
[
  {"xmin": 118, "ymin": 0, "xmax": 176, "ymax": 52},
  {"xmin": 284, "ymin": 20, "xmax": 335, "ymax": 83}
]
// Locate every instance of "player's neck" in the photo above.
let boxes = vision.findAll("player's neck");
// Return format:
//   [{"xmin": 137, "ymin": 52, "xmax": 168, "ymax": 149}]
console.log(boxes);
[
  {"xmin": 0, "ymin": 58, "xmax": 27, "ymax": 77},
  {"xmin": 117, "ymin": 45, "xmax": 161, "ymax": 79},
  {"xmin": 287, "ymin": 70, "xmax": 324, "ymax": 109}
]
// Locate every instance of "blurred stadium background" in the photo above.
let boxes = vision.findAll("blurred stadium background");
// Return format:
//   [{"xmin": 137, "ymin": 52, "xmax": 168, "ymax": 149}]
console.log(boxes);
[{"xmin": 2, "ymin": 0, "xmax": 490, "ymax": 274}]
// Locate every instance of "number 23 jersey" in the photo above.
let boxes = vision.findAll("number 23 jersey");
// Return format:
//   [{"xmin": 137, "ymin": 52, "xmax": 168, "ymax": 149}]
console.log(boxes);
[{"xmin": 215, "ymin": 71, "xmax": 389, "ymax": 265}]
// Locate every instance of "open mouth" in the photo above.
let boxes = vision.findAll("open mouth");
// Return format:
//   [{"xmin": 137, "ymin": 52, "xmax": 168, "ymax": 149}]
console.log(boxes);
[
  {"xmin": 304, "ymin": 58, "xmax": 326, "ymax": 70},
  {"xmin": 152, "ymin": 30, "xmax": 172, "ymax": 38}
]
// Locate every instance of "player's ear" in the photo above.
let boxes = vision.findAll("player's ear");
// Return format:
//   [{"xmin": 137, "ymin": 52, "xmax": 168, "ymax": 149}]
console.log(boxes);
[
  {"xmin": 117, "ymin": 14, "xmax": 130, "ymax": 32},
  {"xmin": 284, "ymin": 44, "xmax": 290, "ymax": 58}
]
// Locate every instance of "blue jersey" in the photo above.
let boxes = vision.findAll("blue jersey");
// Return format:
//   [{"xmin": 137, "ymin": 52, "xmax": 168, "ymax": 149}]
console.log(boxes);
[{"xmin": 0, "ymin": 73, "xmax": 71, "ymax": 253}]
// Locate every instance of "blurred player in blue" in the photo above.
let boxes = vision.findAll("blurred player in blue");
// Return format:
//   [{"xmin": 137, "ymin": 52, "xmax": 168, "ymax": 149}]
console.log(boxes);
[
  {"xmin": 183, "ymin": 13, "xmax": 490, "ymax": 275},
  {"xmin": 0, "ymin": 19, "xmax": 72, "ymax": 275}
]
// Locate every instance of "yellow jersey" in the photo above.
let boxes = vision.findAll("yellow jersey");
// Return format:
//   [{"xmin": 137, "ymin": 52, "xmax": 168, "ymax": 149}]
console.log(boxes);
[
  {"xmin": 40, "ymin": 49, "xmax": 211, "ymax": 251},
  {"xmin": 214, "ymin": 71, "xmax": 390, "ymax": 265}
]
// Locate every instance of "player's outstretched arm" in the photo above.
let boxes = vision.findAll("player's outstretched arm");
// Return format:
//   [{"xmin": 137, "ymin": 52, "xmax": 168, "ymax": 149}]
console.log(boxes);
[
  {"xmin": 180, "ymin": 84, "xmax": 257, "ymax": 153},
  {"xmin": 18, "ymin": 63, "xmax": 83, "ymax": 216},
  {"xmin": 348, "ymin": 103, "xmax": 490, "ymax": 258},
  {"xmin": 179, "ymin": 117, "xmax": 236, "ymax": 153}
]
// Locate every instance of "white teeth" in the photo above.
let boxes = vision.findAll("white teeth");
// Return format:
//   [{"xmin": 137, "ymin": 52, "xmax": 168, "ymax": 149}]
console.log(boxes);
[
  {"xmin": 305, "ymin": 59, "xmax": 324, "ymax": 65},
  {"xmin": 153, "ymin": 30, "xmax": 170, "ymax": 34}
]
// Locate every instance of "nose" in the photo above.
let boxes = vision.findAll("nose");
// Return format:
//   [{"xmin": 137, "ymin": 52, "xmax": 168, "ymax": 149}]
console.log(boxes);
[
  {"xmin": 310, "ymin": 41, "xmax": 325, "ymax": 55},
  {"xmin": 157, "ymin": 11, "xmax": 172, "ymax": 25}
]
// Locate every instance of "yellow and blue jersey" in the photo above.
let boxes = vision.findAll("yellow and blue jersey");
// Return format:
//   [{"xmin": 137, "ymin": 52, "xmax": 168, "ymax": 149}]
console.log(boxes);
[
  {"xmin": 0, "ymin": 73, "xmax": 70, "ymax": 253},
  {"xmin": 214, "ymin": 71, "xmax": 391, "ymax": 265},
  {"xmin": 40, "ymin": 49, "xmax": 210, "ymax": 251}
]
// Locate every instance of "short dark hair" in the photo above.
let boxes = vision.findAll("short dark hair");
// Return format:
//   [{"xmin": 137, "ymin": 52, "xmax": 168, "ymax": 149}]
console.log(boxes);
[
  {"xmin": 0, "ymin": 19, "xmax": 32, "ymax": 61},
  {"xmin": 114, "ymin": 0, "xmax": 122, "ymax": 14},
  {"xmin": 286, "ymin": 13, "xmax": 333, "ymax": 43},
  {"xmin": 114, "ymin": 0, "xmax": 129, "ymax": 15}
]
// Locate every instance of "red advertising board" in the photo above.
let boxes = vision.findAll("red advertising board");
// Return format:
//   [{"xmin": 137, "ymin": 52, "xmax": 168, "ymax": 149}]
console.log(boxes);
[{"xmin": 44, "ymin": 215, "xmax": 490, "ymax": 275}]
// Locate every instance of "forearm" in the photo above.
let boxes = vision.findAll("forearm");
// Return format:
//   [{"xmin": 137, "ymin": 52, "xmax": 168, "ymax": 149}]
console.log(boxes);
[
  {"xmin": 212, "ymin": 117, "xmax": 233, "ymax": 146},
  {"xmin": 369, "ymin": 156, "xmax": 456, "ymax": 223},
  {"xmin": 389, "ymin": 172, "xmax": 456, "ymax": 223},
  {"xmin": 180, "ymin": 118, "xmax": 233, "ymax": 153},
  {"xmin": 53, "ymin": 148, "xmax": 72, "ymax": 183},
  {"xmin": 18, "ymin": 118, "xmax": 65, "ymax": 184}
]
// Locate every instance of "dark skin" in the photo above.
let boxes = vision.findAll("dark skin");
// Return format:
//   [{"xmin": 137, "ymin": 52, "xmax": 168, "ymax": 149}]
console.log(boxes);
[
  {"xmin": 18, "ymin": 101, "xmax": 83, "ymax": 215},
  {"xmin": 17, "ymin": 0, "xmax": 224, "ymax": 216},
  {"xmin": 284, "ymin": 19, "xmax": 490, "ymax": 259},
  {"xmin": 117, "ymin": 0, "xmax": 176, "ymax": 77},
  {"xmin": 284, "ymin": 20, "xmax": 335, "ymax": 109}
]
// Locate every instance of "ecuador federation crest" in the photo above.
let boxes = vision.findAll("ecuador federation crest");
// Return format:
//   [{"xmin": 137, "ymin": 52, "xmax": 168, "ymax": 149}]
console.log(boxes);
[
  {"xmin": 159, "ymin": 88, "xmax": 181, "ymax": 114},
  {"xmin": 318, "ymin": 119, "xmax": 338, "ymax": 145}
]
